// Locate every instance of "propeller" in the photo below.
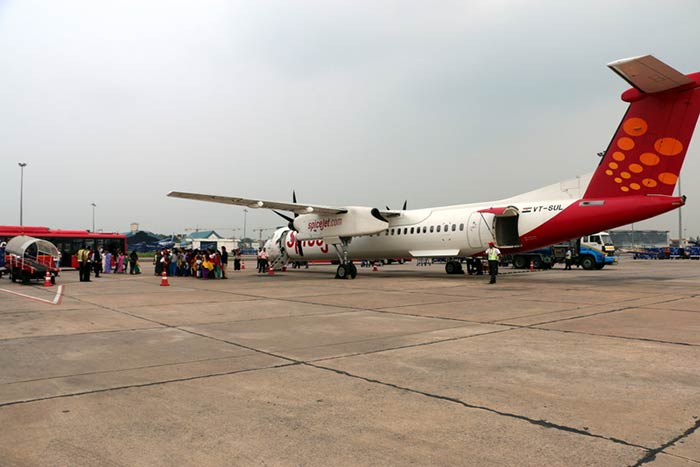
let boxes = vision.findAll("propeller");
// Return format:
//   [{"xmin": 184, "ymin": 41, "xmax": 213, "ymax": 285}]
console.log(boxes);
[
  {"xmin": 386, "ymin": 200, "xmax": 408, "ymax": 211},
  {"xmin": 272, "ymin": 190, "xmax": 304, "ymax": 256}
]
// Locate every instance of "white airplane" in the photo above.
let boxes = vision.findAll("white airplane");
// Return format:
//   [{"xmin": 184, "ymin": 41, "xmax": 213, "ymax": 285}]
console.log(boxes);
[{"xmin": 169, "ymin": 55, "xmax": 700, "ymax": 279}]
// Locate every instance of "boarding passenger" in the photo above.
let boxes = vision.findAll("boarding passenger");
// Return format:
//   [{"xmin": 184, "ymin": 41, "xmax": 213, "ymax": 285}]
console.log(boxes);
[
  {"xmin": 221, "ymin": 246, "xmax": 228, "ymax": 279},
  {"xmin": 486, "ymin": 242, "xmax": 501, "ymax": 284},
  {"xmin": 259, "ymin": 248, "xmax": 269, "ymax": 273},
  {"xmin": 92, "ymin": 247, "xmax": 102, "ymax": 278},
  {"xmin": 233, "ymin": 249, "xmax": 241, "ymax": 271},
  {"xmin": 129, "ymin": 251, "xmax": 139, "ymax": 274}
]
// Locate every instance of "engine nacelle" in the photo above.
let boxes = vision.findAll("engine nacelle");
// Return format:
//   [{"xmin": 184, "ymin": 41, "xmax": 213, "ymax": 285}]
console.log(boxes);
[{"xmin": 293, "ymin": 207, "xmax": 388, "ymax": 241}]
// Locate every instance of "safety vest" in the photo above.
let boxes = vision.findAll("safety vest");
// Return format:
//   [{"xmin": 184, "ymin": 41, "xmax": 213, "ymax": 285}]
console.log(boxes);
[{"xmin": 487, "ymin": 247, "xmax": 500, "ymax": 261}]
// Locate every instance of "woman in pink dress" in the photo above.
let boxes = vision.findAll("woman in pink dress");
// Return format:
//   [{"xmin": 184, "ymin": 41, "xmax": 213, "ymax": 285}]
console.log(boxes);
[{"xmin": 116, "ymin": 251, "xmax": 125, "ymax": 273}]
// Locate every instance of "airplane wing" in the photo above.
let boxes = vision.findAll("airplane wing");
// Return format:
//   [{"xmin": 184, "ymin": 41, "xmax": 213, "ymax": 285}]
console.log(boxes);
[{"xmin": 167, "ymin": 191, "xmax": 347, "ymax": 216}]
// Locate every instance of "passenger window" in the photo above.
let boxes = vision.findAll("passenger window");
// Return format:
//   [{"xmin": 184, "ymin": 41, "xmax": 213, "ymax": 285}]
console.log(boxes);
[
  {"xmin": 459, "ymin": 223, "xmax": 464, "ymax": 231},
  {"xmin": 437, "ymin": 225, "xmax": 441, "ymax": 233},
  {"xmin": 404, "ymin": 228, "xmax": 408, "ymax": 235},
  {"xmin": 423, "ymin": 226, "xmax": 427, "ymax": 233},
  {"xmin": 391, "ymin": 229, "xmax": 395, "ymax": 235},
  {"xmin": 451, "ymin": 224, "xmax": 456, "ymax": 232},
  {"xmin": 444, "ymin": 225, "xmax": 448, "ymax": 232},
  {"xmin": 410, "ymin": 227, "xmax": 414, "ymax": 234},
  {"xmin": 430, "ymin": 226, "xmax": 434, "ymax": 233}
]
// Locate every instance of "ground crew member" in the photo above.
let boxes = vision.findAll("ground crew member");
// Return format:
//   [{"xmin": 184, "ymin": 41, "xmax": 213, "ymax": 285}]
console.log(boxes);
[
  {"xmin": 564, "ymin": 248, "xmax": 573, "ymax": 270},
  {"xmin": 77, "ymin": 245, "xmax": 86, "ymax": 282},
  {"xmin": 486, "ymin": 241, "xmax": 501, "ymax": 284}
]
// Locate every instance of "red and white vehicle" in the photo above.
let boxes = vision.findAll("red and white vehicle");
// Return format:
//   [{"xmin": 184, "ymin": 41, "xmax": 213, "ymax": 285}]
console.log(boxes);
[
  {"xmin": 169, "ymin": 55, "xmax": 700, "ymax": 279},
  {"xmin": 5, "ymin": 236, "xmax": 61, "ymax": 285}
]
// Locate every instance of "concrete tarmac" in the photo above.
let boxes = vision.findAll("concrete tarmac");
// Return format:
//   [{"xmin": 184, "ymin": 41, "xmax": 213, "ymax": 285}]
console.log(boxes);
[{"xmin": 0, "ymin": 259, "xmax": 699, "ymax": 466}]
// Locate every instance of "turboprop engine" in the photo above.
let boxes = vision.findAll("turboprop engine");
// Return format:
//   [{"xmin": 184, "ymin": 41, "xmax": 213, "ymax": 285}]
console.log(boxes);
[{"xmin": 292, "ymin": 207, "xmax": 389, "ymax": 241}]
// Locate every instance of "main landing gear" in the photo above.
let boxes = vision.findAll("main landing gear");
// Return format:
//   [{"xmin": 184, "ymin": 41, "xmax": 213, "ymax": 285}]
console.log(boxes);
[
  {"xmin": 445, "ymin": 260, "xmax": 464, "ymax": 275},
  {"xmin": 332, "ymin": 237, "xmax": 357, "ymax": 279},
  {"xmin": 335, "ymin": 262, "xmax": 357, "ymax": 279}
]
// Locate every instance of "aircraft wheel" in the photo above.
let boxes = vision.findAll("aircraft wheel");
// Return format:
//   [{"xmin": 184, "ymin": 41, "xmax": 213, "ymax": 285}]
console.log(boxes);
[
  {"xmin": 336, "ymin": 264, "xmax": 348, "ymax": 279},
  {"xmin": 349, "ymin": 263, "xmax": 357, "ymax": 279},
  {"xmin": 445, "ymin": 261, "xmax": 462, "ymax": 274},
  {"xmin": 21, "ymin": 270, "xmax": 30, "ymax": 285}
]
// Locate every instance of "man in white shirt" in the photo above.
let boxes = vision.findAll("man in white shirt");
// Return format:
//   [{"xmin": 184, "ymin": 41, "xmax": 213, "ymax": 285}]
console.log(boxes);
[{"xmin": 485, "ymin": 241, "xmax": 501, "ymax": 284}]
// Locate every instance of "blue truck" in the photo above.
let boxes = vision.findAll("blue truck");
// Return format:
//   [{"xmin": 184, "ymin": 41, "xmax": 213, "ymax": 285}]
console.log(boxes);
[{"xmin": 509, "ymin": 232, "xmax": 618, "ymax": 270}]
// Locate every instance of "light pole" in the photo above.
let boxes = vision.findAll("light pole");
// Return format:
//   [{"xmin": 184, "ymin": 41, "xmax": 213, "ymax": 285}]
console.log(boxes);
[
  {"xmin": 18, "ymin": 162, "xmax": 27, "ymax": 226},
  {"xmin": 91, "ymin": 203, "xmax": 97, "ymax": 232},
  {"xmin": 243, "ymin": 208, "xmax": 248, "ymax": 239}
]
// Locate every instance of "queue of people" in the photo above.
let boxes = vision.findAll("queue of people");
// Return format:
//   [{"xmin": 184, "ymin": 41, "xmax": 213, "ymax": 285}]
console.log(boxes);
[
  {"xmin": 76, "ymin": 245, "xmax": 141, "ymax": 282},
  {"xmin": 152, "ymin": 246, "xmax": 243, "ymax": 279}
]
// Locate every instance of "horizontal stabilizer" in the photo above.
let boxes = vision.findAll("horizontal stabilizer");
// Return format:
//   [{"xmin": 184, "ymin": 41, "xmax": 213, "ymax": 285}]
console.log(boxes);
[{"xmin": 608, "ymin": 55, "xmax": 694, "ymax": 93}]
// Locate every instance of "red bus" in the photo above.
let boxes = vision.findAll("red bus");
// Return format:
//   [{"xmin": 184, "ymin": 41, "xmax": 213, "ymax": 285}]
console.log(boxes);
[{"xmin": 0, "ymin": 226, "xmax": 127, "ymax": 268}]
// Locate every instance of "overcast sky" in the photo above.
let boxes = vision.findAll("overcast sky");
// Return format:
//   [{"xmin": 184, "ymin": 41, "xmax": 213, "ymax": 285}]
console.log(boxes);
[{"xmin": 2, "ymin": 0, "xmax": 700, "ymax": 240}]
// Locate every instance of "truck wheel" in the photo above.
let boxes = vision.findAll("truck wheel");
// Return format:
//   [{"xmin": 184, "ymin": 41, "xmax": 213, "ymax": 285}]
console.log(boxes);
[
  {"xmin": 595, "ymin": 263, "xmax": 605, "ymax": 270},
  {"xmin": 580, "ymin": 255, "xmax": 595, "ymax": 270},
  {"xmin": 513, "ymin": 256, "xmax": 527, "ymax": 269},
  {"xmin": 445, "ymin": 262, "xmax": 456, "ymax": 274},
  {"xmin": 533, "ymin": 258, "xmax": 543, "ymax": 269}
]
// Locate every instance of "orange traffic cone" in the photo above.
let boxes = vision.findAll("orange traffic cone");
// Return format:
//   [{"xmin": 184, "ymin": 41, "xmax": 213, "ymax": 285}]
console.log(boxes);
[
  {"xmin": 267, "ymin": 263, "xmax": 275, "ymax": 275},
  {"xmin": 529, "ymin": 260, "xmax": 534, "ymax": 271},
  {"xmin": 372, "ymin": 262, "xmax": 378, "ymax": 272},
  {"xmin": 43, "ymin": 270, "xmax": 53, "ymax": 287},
  {"xmin": 160, "ymin": 271, "xmax": 170, "ymax": 286}
]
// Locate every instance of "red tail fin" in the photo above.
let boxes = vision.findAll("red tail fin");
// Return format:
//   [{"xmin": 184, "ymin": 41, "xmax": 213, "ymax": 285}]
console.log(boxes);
[{"xmin": 584, "ymin": 56, "xmax": 700, "ymax": 198}]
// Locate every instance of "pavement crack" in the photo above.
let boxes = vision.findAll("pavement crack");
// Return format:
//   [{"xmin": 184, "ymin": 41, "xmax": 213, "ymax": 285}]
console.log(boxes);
[
  {"xmin": 631, "ymin": 419, "xmax": 700, "ymax": 466},
  {"xmin": 0, "ymin": 361, "xmax": 300, "ymax": 409},
  {"xmin": 305, "ymin": 362, "xmax": 648, "ymax": 452}
]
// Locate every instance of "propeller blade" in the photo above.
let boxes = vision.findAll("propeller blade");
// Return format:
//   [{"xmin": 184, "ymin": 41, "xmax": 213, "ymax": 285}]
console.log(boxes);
[
  {"xmin": 297, "ymin": 241, "xmax": 304, "ymax": 257},
  {"xmin": 402, "ymin": 200, "xmax": 407, "ymax": 210},
  {"xmin": 272, "ymin": 210, "xmax": 294, "ymax": 223},
  {"xmin": 386, "ymin": 205, "xmax": 391, "ymax": 210},
  {"xmin": 292, "ymin": 190, "xmax": 299, "ymax": 218}
]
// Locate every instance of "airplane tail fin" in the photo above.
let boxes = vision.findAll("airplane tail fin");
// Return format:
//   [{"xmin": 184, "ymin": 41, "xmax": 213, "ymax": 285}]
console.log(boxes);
[{"xmin": 584, "ymin": 55, "xmax": 700, "ymax": 198}]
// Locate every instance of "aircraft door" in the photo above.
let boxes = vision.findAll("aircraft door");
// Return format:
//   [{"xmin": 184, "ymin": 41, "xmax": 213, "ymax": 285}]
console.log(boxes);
[{"xmin": 467, "ymin": 212, "xmax": 494, "ymax": 249}]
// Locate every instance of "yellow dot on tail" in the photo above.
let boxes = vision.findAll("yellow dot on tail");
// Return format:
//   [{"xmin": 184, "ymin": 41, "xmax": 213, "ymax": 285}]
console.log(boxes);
[
  {"xmin": 640, "ymin": 152, "xmax": 660, "ymax": 166},
  {"xmin": 609, "ymin": 162, "xmax": 619, "ymax": 170},
  {"xmin": 630, "ymin": 183, "xmax": 641, "ymax": 190},
  {"xmin": 642, "ymin": 178, "xmax": 658, "ymax": 188},
  {"xmin": 623, "ymin": 117, "xmax": 648, "ymax": 136},
  {"xmin": 629, "ymin": 163, "xmax": 643, "ymax": 174},
  {"xmin": 655, "ymin": 138, "xmax": 683, "ymax": 156},
  {"xmin": 620, "ymin": 186, "xmax": 630, "ymax": 192},
  {"xmin": 605, "ymin": 169, "xmax": 613, "ymax": 176},
  {"xmin": 621, "ymin": 171, "xmax": 631, "ymax": 179},
  {"xmin": 658, "ymin": 172, "xmax": 678, "ymax": 185},
  {"xmin": 612, "ymin": 152, "xmax": 625, "ymax": 162},
  {"xmin": 614, "ymin": 177, "xmax": 622, "ymax": 183},
  {"xmin": 618, "ymin": 137, "xmax": 635, "ymax": 150}
]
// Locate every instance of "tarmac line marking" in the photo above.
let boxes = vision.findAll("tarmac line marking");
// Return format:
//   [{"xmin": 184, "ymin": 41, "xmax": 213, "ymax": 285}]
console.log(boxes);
[{"xmin": 0, "ymin": 285, "xmax": 64, "ymax": 306}]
